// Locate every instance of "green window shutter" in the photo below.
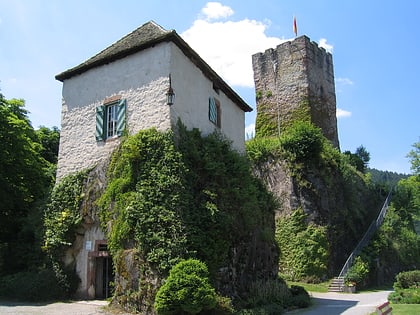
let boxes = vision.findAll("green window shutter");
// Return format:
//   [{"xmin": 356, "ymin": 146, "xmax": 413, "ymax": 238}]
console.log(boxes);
[
  {"xmin": 116, "ymin": 99, "xmax": 126, "ymax": 136},
  {"xmin": 95, "ymin": 105, "xmax": 105, "ymax": 141},
  {"xmin": 209, "ymin": 97, "xmax": 217, "ymax": 124}
]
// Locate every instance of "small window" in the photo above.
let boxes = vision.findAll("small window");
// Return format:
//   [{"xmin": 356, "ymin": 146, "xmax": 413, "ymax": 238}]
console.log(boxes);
[
  {"xmin": 96, "ymin": 99, "xmax": 126, "ymax": 141},
  {"xmin": 107, "ymin": 104, "xmax": 118, "ymax": 138},
  {"xmin": 208, "ymin": 97, "xmax": 221, "ymax": 127}
]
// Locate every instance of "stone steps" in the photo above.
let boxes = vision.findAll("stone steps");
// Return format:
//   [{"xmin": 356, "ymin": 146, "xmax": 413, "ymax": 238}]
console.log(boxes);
[{"xmin": 328, "ymin": 276, "xmax": 345, "ymax": 292}]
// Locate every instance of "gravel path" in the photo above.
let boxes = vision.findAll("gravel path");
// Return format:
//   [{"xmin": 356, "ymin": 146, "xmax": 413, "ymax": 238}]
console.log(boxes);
[{"xmin": 0, "ymin": 300, "xmax": 109, "ymax": 315}]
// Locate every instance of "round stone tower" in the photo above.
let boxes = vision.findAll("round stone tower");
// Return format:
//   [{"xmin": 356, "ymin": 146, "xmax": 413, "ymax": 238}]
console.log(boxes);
[{"xmin": 252, "ymin": 35, "xmax": 339, "ymax": 149}]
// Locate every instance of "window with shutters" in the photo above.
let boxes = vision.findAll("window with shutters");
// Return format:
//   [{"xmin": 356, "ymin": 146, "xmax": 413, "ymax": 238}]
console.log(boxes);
[
  {"xmin": 96, "ymin": 99, "xmax": 126, "ymax": 141},
  {"xmin": 208, "ymin": 97, "xmax": 221, "ymax": 128},
  {"xmin": 106, "ymin": 104, "xmax": 118, "ymax": 138}
]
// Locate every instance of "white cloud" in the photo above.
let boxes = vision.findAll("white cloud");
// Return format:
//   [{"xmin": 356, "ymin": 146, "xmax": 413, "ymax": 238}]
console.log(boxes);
[
  {"xmin": 318, "ymin": 38, "xmax": 333, "ymax": 53},
  {"xmin": 182, "ymin": 14, "xmax": 289, "ymax": 87},
  {"xmin": 201, "ymin": 2, "xmax": 234, "ymax": 20},
  {"xmin": 336, "ymin": 108, "xmax": 352, "ymax": 118},
  {"xmin": 336, "ymin": 77, "xmax": 354, "ymax": 85},
  {"xmin": 245, "ymin": 123, "xmax": 255, "ymax": 139}
]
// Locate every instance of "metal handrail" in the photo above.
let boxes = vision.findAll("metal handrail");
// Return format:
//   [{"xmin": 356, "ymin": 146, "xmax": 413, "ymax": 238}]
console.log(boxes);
[{"xmin": 338, "ymin": 190, "xmax": 393, "ymax": 278}]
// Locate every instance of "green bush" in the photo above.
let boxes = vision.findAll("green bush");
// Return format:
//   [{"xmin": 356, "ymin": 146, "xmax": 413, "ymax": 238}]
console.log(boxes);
[
  {"xmin": 238, "ymin": 282, "xmax": 310, "ymax": 314},
  {"xmin": 154, "ymin": 259, "xmax": 217, "ymax": 315},
  {"xmin": 237, "ymin": 304, "xmax": 284, "ymax": 315},
  {"xmin": 246, "ymin": 137, "xmax": 280, "ymax": 164},
  {"xmin": 394, "ymin": 270, "xmax": 420, "ymax": 290},
  {"xmin": 344, "ymin": 256, "xmax": 369, "ymax": 286},
  {"xmin": 210, "ymin": 295, "xmax": 235, "ymax": 314},
  {"xmin": 279, "ymin": 121, "xmax": 324, "ymax": 163},
  {"xmin": 246, "ymin": 279, "xmax": 290, "ymax": 308},
  {"xmin": 389, "ymin": 288, "xmax": 420, "ymax": 304},
  {"xmin": 288, "ymin": 285, "xmax": 311, "ymax": 308},
  {"xmin": 0, "ymin": 269, "xmax": 66, "ymax": 301}
]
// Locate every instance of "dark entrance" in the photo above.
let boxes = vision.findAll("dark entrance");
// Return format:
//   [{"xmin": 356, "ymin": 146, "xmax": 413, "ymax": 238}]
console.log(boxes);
[
  {"xmin": 93, "ymin": 242, "xmax": 114, "ymax": 299},
  {"xmin": 95, "ymin": 256, "xmax": 113, "ymax": 298}
]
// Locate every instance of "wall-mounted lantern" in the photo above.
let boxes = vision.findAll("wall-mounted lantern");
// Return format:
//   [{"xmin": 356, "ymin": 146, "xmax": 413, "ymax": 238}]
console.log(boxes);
[{"xmin": 166, "ymin": 74, "xmax": 175, "ymax": 106}]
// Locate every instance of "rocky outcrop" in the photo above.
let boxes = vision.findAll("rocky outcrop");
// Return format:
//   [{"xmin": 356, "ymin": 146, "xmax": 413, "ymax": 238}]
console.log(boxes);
[{"xmin": 253, "ymin": 158, "xmax": 382, "ymax": 274}]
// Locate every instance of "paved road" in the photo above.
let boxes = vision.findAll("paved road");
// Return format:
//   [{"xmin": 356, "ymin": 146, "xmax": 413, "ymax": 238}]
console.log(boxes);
[
  {"xmin": 0, "ymin": 290, "xmax": 392, "ymax": 315},
  {"xmin": 287, "ymin": 290, "xmax": 393, "ymax": 315}
]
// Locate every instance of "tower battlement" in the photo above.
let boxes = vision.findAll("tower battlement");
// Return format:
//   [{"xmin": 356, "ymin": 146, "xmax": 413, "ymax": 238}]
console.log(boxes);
[{"xmin": 252, "ymin": 35, "xmax": 339, "ymax": 148}]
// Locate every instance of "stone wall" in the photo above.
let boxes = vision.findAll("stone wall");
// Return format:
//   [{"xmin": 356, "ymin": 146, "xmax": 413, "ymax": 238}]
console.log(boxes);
[
  {"xmin": 56, "ymin": 43, "xmax": 172, "ymax": 181},
  {"xmin": 56, "ymin": 41, "xmax": 247, "ymax": 181},
  {"xmin": 252, "ymin": 35, "xmax": 339, "ymax": 148}
]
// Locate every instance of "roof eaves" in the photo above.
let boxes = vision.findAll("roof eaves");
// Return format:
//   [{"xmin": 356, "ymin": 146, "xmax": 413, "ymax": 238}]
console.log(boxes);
[{"xmin": 55, "ymin": 31, "xmax": 174, "ymax": 82}]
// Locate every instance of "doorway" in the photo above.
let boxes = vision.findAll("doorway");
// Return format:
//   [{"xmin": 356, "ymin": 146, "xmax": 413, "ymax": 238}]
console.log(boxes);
[{"xmin": 95, "ymin": 256, "xmax": 113, "ymax": 299}]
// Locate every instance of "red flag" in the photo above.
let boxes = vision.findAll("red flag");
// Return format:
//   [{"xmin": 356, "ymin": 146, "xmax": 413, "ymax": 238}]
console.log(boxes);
[{"xmin": 293, "ymin": 16, "xmax": 297, "ymax": 37}]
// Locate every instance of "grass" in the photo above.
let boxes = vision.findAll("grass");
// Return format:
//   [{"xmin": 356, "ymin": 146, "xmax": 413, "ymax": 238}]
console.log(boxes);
[
  {"xmin": 388, "ymin": 304, "xmax": 420, "ymax": 315},
  {"xmin": 286, "ymin": 281, "xmax": 329, "ymax": 293}
]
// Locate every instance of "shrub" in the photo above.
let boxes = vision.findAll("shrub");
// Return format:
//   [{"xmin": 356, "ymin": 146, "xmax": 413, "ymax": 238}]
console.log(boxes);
[
  {"xmin": 246, "ymin": 137, "xmax": 280, "ymax": 164},
  {"xmin": 238, "ymin": 281, "xmax": 310, "ymax": 314},
  {"xmin": 154, "ymin": 259, "xmax": 217, "ymax": 315},
  {"xmin": 389, "ymin": 288, "xmax": 420, "ymax": 304},
  {"xmin": 279, "ymin": 121, "xmax": 324, "ymax": 163},
  {"xmin": 394, "ymin": 270, "xmax": 420, "ymax": 290},
  {"xmin": 237, "ymin": 304, "xmax": 284, "ymax": 315},
  {"xmin": 210, "ymin": 295, "xmax": 235, "ymax": 314},
  {"xmin": 344, "ymin": 256, "xmax": 369, "ymax": 287},
  {"xmin": 246, "ymin": 278, "xmax": 290, "ymax": 308},
  {"xmin": 0, "ymin": 269, "xmax": 66, "ymax": 301},
  {"xmin": 288, "ymin": 285, "xmax": 311, "ymax": 308}
]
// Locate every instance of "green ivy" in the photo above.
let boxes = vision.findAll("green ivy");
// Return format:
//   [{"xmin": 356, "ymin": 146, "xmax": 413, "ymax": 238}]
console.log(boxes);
[
  {"xmin": 255, "ymin": 98, "xmax": 311, "ymax": 138},
  {"xmin": 97, "ymin": 124, "xmax": 278, "ymax": 311},
  {"xmin": 255, "ymin": 102, "xmax": 278, "ymax": 138},
  {"xmin": 98, "ymin": 128, "xmax": 189, "ymax": 273},
  {"xmin": 43, "ymin": 170, "xmax": 88, "ymax": 295},
  {"xmin": 43, "ymin": 170, "xmax": 89, "ymax": 254},
  {"xmin": 275, "ymin": 209, "xmax": 328, "ymax": 281}
]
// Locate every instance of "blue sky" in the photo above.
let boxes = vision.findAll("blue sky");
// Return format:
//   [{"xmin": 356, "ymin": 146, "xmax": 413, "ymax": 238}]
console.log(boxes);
[{"xmin": 0, "ymin": 0, "xmax": 418, "ymax": 174}]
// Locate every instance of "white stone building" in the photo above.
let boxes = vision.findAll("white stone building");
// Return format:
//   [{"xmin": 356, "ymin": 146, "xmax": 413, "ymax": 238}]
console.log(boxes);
[
  {"xmin": 56, "ymin": 21, "xmax": 252, "ymax": 181},
  {"xmin": 55, "ymin": 21, "xmax": 252, "ymax": 299}
]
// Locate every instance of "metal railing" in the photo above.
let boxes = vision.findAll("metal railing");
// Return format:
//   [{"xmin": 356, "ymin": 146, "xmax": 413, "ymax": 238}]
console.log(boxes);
[{"xmin": 338, "ymin": 190, "xmax": 393, "ymax": 278}]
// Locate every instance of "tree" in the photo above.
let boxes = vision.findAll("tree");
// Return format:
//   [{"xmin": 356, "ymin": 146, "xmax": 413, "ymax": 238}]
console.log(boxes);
[
  {"xmin": 407, "ymin": 141, "xmax": 420, "ymax": 176},
  {"xmin": 36, "ymin": 126, "xmax": 60, "ymax": 164},
  {"xmin": 355, "ymin": 145, "xmax": 370, "ymax": 170},
  {"xmin": 0, "ymin": 93, "xmax": 52, "ymax": 275},
  {"xmin": 344, "ymin": 145, "xmax": 370, "ymax": 173}
]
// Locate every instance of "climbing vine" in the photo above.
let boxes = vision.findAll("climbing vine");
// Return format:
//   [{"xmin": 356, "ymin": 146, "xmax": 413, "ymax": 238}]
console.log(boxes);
[
  {"xmin": 275, "ymin": 208, "xmax": 328, "ymax": 281},
  {"xmin": 98, "ymin": 128, "xmax": 189, "ymax": 274},
  {"xmin": 43, "ymin": 170, "xmax": 89, "ymax": 254},
  {"xmin": 43, "ymin": 169, "xmax": 89, "ymax": 295},
  {"xmin": 97, "ymin": 124, "xmax": 277, "ymax": 311}
]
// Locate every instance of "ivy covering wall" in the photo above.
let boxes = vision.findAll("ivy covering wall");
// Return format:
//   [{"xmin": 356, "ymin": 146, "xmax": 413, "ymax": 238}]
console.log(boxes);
[
  {"xmin": 97, "ymin": 123, "xmax": 278, "ymax": 312},
  {"xmin": 248, "ymin": 120, "xmax": 384, "ymax": 281}
]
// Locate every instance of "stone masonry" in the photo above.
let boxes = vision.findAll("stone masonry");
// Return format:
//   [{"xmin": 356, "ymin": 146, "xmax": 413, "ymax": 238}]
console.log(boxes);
[{"xmin": 252, "ymin": 35, "xmax": 339, "ymax": 148}]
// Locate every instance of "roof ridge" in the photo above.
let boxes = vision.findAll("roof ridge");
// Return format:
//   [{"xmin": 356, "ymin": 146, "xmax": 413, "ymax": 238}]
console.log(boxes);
[
  {"xmin": 56, "ymin": 21, "xmax": 171, "ymax": 81},
  {"xmin": 55, "ymin": 20, "xmax": 252, "ymax": 112}
]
